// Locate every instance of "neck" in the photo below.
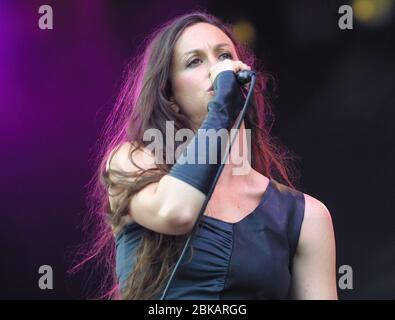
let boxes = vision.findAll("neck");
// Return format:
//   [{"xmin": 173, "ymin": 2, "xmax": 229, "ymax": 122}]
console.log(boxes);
[{"xmin": 215, "ymin": 120, "xmax": 253, "ymax": 187}]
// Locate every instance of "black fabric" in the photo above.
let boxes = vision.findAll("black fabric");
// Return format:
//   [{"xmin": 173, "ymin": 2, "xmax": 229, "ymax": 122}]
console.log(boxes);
[{"xmin": 115, "ymin": 178, "xmax": 305, "ymax": 299}]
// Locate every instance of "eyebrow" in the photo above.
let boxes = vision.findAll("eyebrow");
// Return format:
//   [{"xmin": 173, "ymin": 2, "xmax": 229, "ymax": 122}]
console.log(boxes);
[{"xmin": 182, "ymin": 43, "xmax": 233, "ymax": 59}]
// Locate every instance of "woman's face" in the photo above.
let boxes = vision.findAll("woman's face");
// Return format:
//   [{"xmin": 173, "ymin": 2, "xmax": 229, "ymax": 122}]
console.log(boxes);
[{"xmin": 170, "ymin": 22, "xmax": 239, "ymax": 130}]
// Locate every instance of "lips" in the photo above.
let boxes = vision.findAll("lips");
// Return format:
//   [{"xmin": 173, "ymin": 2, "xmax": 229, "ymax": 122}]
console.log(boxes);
[{"xmin": 206, "ymin": 85, "xmax": 214, "ymax": 92}]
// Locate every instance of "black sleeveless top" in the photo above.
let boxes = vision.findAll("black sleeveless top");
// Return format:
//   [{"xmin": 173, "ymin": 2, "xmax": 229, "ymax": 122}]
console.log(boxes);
[{"xmin": 115, "ymin": 178, "xmax": 305, "ymax": 299}]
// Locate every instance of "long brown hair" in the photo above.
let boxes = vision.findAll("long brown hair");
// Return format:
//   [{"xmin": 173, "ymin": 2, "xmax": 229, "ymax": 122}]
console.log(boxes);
[{"xmin": 69, "ymin": 10, "xmax": 300, "ymax": 300}]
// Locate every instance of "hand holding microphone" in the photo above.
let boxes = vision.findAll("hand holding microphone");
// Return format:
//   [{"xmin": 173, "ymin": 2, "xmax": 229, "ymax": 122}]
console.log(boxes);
[
  {"xmin": 206, "ymin": 59, "xmax": 254, "ymax": 128},
  {"xmin": 209, "ymin": 59, "xmax": 252, "ymax": 84}
]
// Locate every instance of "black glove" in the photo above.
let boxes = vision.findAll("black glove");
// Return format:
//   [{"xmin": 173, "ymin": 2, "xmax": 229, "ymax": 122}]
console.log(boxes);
[{"xmin": 168, "ymin": 70, "xmax": 246, "ymax": 195}]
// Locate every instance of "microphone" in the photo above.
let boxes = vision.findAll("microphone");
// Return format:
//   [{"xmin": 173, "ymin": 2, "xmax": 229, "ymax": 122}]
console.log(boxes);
[{"xmin": 236, "ymin": 70, "xmax": 256, "ymax": 85}]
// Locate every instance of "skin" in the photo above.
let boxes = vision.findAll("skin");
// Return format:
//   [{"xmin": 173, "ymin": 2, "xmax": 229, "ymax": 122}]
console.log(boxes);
[{"xmin": 169, "ymin": 22, "xmax": 338, "ymax": 299}]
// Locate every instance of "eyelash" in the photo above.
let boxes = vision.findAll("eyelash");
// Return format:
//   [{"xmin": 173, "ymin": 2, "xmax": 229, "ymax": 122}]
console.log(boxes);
[{"xmin": 187, "ymin": 52, "xmax": 233, "ymax": 67}]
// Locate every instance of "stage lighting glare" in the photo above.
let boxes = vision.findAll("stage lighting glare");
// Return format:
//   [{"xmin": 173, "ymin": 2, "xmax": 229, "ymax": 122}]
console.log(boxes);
[
  {"xmin": 232, "ymin": 20, "xmax": 256, "ymax": 46},
  {"xmin": 353, "ymin": 0, "xmax": 394, "ymax": 26}
]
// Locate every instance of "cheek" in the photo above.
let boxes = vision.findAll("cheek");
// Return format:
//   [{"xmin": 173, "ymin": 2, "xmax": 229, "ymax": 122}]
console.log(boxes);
[
  {"xmin": 176, "ymin": 73, "xmax": 199, "ymax": 94},
  {"xmin": 173, "ymin": 73, "xmax": 205, "ymax": 113}
]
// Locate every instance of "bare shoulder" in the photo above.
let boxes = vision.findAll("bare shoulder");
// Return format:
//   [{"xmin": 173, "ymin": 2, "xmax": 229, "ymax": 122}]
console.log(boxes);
[
  {"xmin": 105, "ymin": 141, "xmax": 159, "ymax": 219},
  {"xmin": 291, "ymin": 192, "xmax": 338, "ymax": 299},
  {"xmin": 298, "ymin": 193, "xmax": 335, "ymax": 254},
  {"xmin": 303, "ymin": 193, "xmax": 333, "ymax": 225},
  {"xmin": 106, "ymin": 141, "xmax": 157, "ymax": 173}
]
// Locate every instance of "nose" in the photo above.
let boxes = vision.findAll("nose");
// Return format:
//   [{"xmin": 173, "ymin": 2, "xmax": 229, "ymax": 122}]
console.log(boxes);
[
  {"xmin": 206, "ymin": 54, "xmax": 221, "ymax": 79},
  {"xmin": 207, "ymin": 53, "xmax": 219, "ymax": 67}
]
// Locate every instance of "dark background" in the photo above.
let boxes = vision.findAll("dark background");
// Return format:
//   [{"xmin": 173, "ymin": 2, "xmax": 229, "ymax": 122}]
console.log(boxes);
[{"xmin": 1, "ymin": 0, "xmax": 394, "ymax": 299}]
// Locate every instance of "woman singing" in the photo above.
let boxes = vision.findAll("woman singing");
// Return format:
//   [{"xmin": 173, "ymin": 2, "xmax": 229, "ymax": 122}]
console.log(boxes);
[{"xmin": 76, "ymin": 11, "xmax": 337, "ymax": 300}]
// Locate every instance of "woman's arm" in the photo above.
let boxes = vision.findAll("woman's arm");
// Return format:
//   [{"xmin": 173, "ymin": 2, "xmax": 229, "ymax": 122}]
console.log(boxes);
[
  {"xmin": 107, "ymin": 69, "xmax": 248, "ymax": 236},
  {"xmin": 290, "ymin": 194, "xmax": 338, "ymax": 299},
  {"xmin": 106, "ymin": 141, "xmax": 206, "ymax": 236}
]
